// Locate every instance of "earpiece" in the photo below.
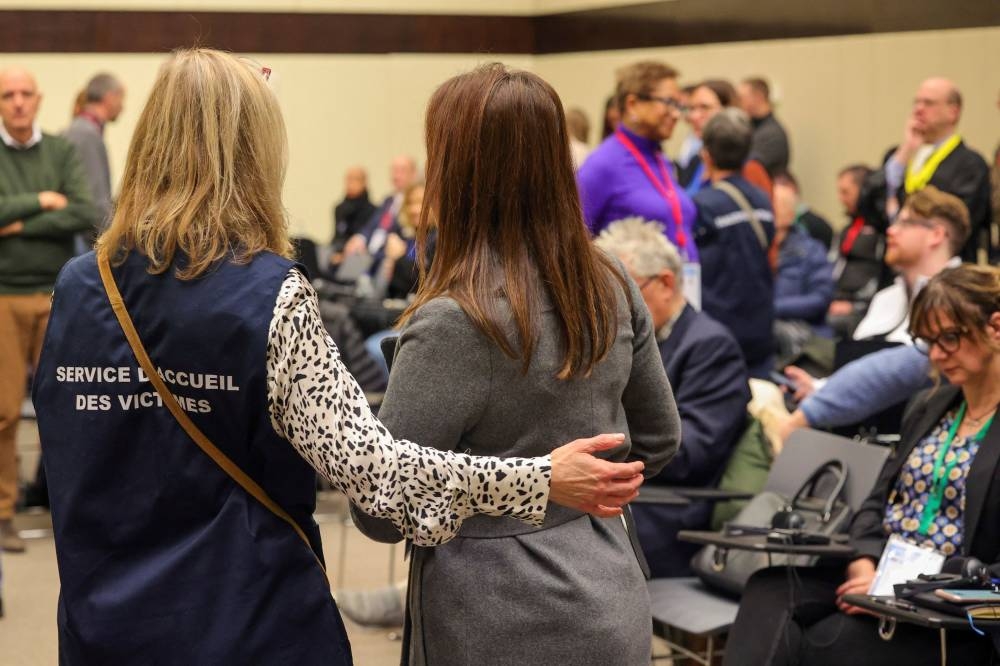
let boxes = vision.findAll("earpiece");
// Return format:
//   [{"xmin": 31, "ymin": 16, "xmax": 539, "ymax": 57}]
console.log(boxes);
[
  {"xmin": 770, "ymin": 506, "xmax": 805, "ymax": 530},
  {"xmin": 962, "ymin": 557, "xmax": 990, "ymax": 585}
]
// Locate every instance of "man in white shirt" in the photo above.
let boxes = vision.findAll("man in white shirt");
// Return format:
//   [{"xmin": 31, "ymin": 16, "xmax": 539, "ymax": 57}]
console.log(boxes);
[{"xmin": 778, "ymin": 186, "xmax": 969, "ymax": 439}]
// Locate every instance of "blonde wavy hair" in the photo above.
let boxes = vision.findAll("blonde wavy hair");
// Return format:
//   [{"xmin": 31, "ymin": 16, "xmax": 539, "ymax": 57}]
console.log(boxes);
[{"xmin": 97, "ymin": 48, "xmax": 292, "ymax": 279}]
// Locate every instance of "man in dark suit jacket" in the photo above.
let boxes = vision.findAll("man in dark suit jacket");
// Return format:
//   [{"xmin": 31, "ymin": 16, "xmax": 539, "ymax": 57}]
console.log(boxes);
[
  {"xmin": 596, "ymin": 218, "xmax": 751, "ymax": 577},
  {"xmin": 342, "ymin": 154, "xmax": 418, "ymax": 258},
  {"xmin": 883, "ymin": 78, "xmax": 991, "ymax": 262}
]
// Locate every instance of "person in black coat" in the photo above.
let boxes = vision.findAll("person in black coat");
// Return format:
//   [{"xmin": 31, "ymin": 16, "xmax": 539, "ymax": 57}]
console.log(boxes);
[
  {"xmin": 331, "ymin": 166, "xmax": 376, "ymax": 254},
  {"xmin": 596, "ymin": 217, "xmax": 751, "ymax": 577},
  {"xmin": 724, "ymin": 264, "xmax": 1000, "ymax": 666},
  {"xmin": 882, "ymin": 78, "xmax": 991, "ymax": 263}
]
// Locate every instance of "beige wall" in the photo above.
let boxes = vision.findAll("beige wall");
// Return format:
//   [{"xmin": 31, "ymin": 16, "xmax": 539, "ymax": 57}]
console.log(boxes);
[
  {"xmin": 10, "ymin": 26, "xmax": 999, "ymax": 242},
  {"xmin": 539, "ymin": 27, "xmax": 1000, "ymax": 229},
  {"xmin": 18, "ymin": 52, "xmax": 531, "ymax": 241}
]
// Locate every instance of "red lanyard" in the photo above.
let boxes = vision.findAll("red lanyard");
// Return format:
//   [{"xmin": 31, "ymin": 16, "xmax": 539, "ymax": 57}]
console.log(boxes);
[
  {"xmin": 615, "ymin": 130, "xmax": 686, "ymax": 249},
  {"xmin": 840, "ymin": 216, "xmax": 865, "ymax": 256}
]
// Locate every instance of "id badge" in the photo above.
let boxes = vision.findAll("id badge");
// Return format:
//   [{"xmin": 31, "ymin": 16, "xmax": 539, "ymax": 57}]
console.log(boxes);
[
  {"xmin": 868, "ymin": 534, "xmax": 945, "ymax": 596},
  {"xmin": 682, "ymin": 261, "xmax": 701, "ymax": 311}
]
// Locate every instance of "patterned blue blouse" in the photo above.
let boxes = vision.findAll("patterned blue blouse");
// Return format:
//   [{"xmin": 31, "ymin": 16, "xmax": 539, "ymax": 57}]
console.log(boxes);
[{"xmin": 883, "ymin": 408, "xmax": 982, "ymax": 557}]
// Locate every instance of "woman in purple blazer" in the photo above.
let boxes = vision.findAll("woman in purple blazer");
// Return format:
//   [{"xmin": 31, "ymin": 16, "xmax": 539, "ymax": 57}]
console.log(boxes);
[{"xmin": 577, "ymin": 60, "xmax": 697, "ymax": 262}]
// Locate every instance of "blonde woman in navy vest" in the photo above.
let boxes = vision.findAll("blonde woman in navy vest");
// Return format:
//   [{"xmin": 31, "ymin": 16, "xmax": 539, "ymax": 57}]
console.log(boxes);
[{"xmin": 31, "ymin": 48, "xmax": 647, "ymax": 665}]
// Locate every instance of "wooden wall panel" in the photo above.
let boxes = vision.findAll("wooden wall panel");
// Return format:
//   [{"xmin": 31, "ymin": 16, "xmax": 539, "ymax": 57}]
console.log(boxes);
[{"xmin": 0, "ymin": 1, "xmax": 997, "ymax": 54}]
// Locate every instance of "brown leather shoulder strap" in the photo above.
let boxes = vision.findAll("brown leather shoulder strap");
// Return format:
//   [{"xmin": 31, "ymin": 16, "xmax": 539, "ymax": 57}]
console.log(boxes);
[{"xmin": 97, "ymin": 252, "xmax": 326, "ymax": 573}]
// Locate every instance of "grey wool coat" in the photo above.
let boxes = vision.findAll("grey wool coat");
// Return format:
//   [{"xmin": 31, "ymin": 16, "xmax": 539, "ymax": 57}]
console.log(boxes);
[{"xmin": 353, "ymin": 267, "xmax": 681, "ymax": 666}]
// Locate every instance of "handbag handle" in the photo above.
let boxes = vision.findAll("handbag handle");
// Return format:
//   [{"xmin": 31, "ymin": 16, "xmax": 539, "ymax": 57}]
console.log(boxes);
[
  {"xmin": 97, "ymin": 252, "xmax": 326, "ymax": 574},
  {"xmin": 790, "ymin": 459, "xmax": 848, "ymax": 523}
]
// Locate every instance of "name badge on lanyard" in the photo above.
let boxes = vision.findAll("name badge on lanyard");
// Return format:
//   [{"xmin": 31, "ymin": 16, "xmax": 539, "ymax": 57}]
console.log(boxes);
[
  {"xmin": 616, "ymin": 130, "xmax": 701, "ymax": 308},
  {"xmin": 682, "ymin": 262, "xmax": 701, "ymax": 311}
]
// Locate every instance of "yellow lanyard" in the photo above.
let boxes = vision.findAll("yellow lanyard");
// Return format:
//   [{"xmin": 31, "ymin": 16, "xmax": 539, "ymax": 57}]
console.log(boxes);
[{"xmin": 904, "ymin": 134, "xmax": 961, "ymax": 194}]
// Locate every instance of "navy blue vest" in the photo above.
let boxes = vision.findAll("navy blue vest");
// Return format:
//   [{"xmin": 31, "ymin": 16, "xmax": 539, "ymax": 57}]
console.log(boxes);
[{"xmin": 33, "ymin": 251, "xmax": 352, "ymax": 665}]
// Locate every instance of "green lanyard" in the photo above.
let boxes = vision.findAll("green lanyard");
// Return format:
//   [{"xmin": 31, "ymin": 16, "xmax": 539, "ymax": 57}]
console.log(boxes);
[{"xmin": 918, "ymin": 401, "xmax": 995, "ymax": 535}]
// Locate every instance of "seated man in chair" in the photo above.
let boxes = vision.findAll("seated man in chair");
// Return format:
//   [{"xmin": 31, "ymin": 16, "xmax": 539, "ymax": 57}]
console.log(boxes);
[{"xmin": 596, "ymin": 218, "xmax": 751, "ymax": 577}]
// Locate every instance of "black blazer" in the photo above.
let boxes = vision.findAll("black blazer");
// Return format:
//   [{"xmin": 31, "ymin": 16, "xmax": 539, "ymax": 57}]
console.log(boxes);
[
  {"xmin": 888, "ymin": 141, "xmax": 992, "ymax": 263},
  {"xmin": 631, "ymin": 305, "xmax": 750, "ymax": 578},
  {"xmin": 850, "ymin": 385, "xmax": 1000, "ymax": 566}
]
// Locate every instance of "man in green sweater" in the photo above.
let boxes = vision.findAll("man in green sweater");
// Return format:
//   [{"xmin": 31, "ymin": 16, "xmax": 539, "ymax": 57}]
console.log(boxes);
[{"xmin": 0, "ymin": 67, "xmax": 97, "ymax": 552}]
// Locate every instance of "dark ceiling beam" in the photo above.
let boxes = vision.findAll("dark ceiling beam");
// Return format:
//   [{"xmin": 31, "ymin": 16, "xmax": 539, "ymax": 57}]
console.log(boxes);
[
  {"xmin": 0, "ymin": 11, "xmax": 535, "ymax": 54},
  {"xmin": 0, "ymin": 2, "xmax": 997, "ymax": 54}
]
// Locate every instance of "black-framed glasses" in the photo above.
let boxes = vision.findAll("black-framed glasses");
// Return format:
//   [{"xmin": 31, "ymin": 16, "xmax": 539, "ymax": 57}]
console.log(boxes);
[
  {"xmin": 912, "ymin": 327, "xmax": 968, "ymax": 355},
  {"xmin": 638, "ymin": 94, "xmax": 688, "ymax": 114}
]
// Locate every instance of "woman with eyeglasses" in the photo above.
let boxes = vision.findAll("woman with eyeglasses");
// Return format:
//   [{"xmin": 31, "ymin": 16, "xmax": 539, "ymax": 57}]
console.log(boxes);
[
  {"xmin": 724, "ymin": 263, "xmax": 1000, "ymax": 665},
  {"xmin": 577, "ymin": 61, "xmax": 697, "ymax": 262},
  {"xmin": 29, "ymin": 49, "xmax": 651, "ymax": 665}
]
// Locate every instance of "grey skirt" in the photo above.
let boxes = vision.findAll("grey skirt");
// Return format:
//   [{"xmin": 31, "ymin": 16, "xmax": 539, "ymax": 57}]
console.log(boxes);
[{"xmin": 401, "ymin": 513, "xmax": 651, "ymax": 666}]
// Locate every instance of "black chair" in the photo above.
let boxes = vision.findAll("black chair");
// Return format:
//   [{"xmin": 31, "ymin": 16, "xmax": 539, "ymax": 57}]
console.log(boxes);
[{"xmin": 649, "ymin": 429, "xmax": 891, "ymax": 664}]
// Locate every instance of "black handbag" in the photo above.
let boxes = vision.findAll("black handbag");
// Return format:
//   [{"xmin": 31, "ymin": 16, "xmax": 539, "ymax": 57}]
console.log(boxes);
[{"xmin": 691, "ymin": 460, "xmax": 851, "ymax": 597}]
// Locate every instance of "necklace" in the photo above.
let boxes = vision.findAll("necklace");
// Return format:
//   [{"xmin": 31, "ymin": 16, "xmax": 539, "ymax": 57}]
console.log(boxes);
[{"xmin": 965, "ymin": 403, "xmax": 999, "ymax": 427}]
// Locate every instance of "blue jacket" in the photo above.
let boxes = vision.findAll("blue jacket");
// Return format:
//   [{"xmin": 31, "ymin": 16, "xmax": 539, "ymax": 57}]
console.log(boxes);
[
  {"xmin": 693, "ymin": 175, "xmax": 775, "ymax": 371},
  {"xmin": 775, "ymin": 226, "xmax": 835, "ymax": 328},
  {"xmin": 632, "ymin": 305, "xmax": 751, "ymax": 577},
  {"xmin": 800, "ymin": 344, "xmax": 932, "ymax": 429},
  {"xmin": 33, "ymin": 251, "xmax": 351, "ymax": 665}
]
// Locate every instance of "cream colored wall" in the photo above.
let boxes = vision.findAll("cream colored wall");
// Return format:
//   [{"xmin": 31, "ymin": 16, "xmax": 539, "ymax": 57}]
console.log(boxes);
[
  {"xmin": 11, "ymin": 26, "xmax": 999, "ymax": 242},
  {"xmin": 537, "ymin": 26, "xmax": 1000, "ymax": 229},
  {"xmin": 18, "ymin": 52, "xmax": 531, "ymax": 241}
]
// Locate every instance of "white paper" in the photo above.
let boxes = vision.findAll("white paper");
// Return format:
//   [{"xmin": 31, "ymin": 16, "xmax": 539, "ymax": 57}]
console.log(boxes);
[
  {"xmin": 868, "ymin": 534, "xmax": 946, "ymax": 596},
  {"xmin": 682, "ymin": 262, "xmax": 701, "ymax": 311}
]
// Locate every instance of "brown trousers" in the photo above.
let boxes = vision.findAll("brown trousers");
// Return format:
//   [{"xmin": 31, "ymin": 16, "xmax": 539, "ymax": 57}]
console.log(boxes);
[{"xmin": 0, "ymin": 293, "xmax": 50, "ymax": 520}]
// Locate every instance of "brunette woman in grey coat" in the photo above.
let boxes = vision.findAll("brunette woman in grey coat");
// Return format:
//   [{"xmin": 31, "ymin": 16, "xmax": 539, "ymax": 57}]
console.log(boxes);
[{"xmin": 353, "ymin": 63, "xmax": 681, "ymax": 665}]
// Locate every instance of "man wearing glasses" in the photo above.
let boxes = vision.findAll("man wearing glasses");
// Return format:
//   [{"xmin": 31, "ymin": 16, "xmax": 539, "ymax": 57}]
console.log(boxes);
[
  {"xmin": 777, "ymin": 186, "xmax": 969, "ymax": 441},
  {"xmin": 883, "ymin": 77, "xmax": 991, "ymax": 262}
]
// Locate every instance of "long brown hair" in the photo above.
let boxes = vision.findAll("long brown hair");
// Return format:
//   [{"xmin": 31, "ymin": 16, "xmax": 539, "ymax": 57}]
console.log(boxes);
[
  {"xmin": 402, "ymin": 63, "xmax": 627, "ymax": 379},
  {"xmin": 97, "ymin": 48, "xmax": 292, "ymax": 278}
]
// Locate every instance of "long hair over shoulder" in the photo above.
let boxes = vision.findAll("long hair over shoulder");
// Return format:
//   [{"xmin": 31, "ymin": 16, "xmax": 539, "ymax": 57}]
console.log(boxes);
[
  {"xmin": 401, "ymin": 63, "xmax": 628, "ymax": 379},
  {"xmin": 97, "ymin": 48, "xmax": 292, "ymax": 278}
]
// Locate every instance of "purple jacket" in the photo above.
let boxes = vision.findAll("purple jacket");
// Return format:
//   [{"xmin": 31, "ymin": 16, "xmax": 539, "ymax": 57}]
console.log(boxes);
[{"xmin": 577, "ymin": 125, "xmax": 698, "ymax": 262}]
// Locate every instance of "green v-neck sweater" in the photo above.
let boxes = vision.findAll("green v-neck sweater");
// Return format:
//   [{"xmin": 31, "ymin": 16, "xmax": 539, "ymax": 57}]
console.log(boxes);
[{"xmin": 0, "ymin": 133, "xmax": 97, "ymax": 294}]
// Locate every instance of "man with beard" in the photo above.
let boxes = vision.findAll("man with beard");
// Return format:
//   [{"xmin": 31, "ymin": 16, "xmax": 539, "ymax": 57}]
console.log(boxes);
[{"xmin": 777, "ymin": 186, "xmax": 968, "ymax": 440}]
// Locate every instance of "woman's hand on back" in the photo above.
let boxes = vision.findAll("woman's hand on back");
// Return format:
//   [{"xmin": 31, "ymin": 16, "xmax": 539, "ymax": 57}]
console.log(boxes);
[{"xmin": 549, "ymin": 434, "xmax": 645, "ymax": 518}]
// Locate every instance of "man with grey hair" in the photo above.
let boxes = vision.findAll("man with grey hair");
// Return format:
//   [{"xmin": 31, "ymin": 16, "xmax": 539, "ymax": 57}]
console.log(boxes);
[
  {"xmin": 692, "ymin": 107, "xmax": 775, "ymax": 379},
  {"xmin": 63, "ymin": 72, "xmax": 125, "ymax": 242},
  {"xmin": 596, "ymin": 217, "xmax": 750, "ymax": 578}
]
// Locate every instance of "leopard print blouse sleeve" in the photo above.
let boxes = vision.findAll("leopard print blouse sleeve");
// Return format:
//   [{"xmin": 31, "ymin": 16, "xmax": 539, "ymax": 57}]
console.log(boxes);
[{"xmin": 266, "ymin": 268, "xmax": 550, "ymax": 547}]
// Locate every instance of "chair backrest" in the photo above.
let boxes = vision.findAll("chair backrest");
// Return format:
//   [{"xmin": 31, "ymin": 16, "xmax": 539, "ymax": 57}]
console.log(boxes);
[
  {"xmin": 291, "ymin": 236, "xmax": 322, "ymax": 279},
  {"xmin": 380, "ymin": 335, "xmax": 399, "ymax": 373},
  {"xmin": 765, "ymin": 429, "xmax": 890, "ymax": 512}
]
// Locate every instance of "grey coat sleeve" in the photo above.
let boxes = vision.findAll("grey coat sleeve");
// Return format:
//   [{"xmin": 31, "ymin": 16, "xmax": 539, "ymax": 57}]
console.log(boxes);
[{"xmin": 618, "ymin": 271, "xmax": 681, "ymax": 478}]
